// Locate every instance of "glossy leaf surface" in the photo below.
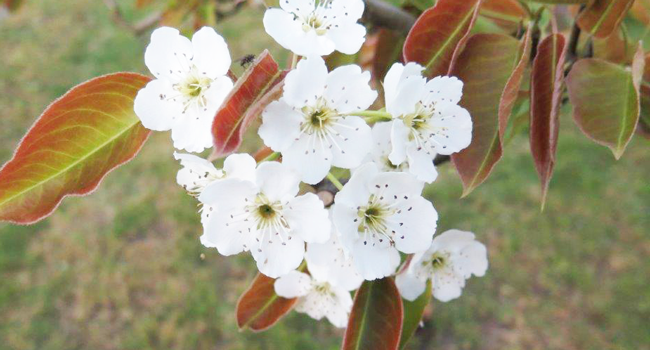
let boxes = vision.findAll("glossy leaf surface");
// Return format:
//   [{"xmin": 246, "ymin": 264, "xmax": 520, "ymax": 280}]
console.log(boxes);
[
  {"xmin": 211, "ymin": 50, "xmax": 284, "ymax": 158},
  {"xmin": 530, "ymin": 34, "xmax": 567, "ymax": 207},
  {"xmin": 236, "ymin": 273, "xmax": 297, "ymax": 332},
  {"xmin": 343, "ymin": 278, "xmax": 403, "ymax": 350},
  {"xmin": 403, "ymin": 0, "xmax": 483, "ymax": 78},
  {"xmin": 0, "ymin": 73, "xmax": 151, "ymax": 224},
  {"xmin": 451, "ymin": 34, "xmax": 522, "ymax": 196}
]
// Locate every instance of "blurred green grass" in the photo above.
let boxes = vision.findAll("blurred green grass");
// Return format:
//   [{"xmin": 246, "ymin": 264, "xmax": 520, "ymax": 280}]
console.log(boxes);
[{"xmin": 0, "ymin": 0, "xmax": 649, "ymax": 349}]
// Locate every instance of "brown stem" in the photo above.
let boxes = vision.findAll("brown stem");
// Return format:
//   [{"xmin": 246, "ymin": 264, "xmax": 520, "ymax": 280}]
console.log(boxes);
[{"xmin": 362, "ymin": 0, "xmax": 417, "ymax": 35}]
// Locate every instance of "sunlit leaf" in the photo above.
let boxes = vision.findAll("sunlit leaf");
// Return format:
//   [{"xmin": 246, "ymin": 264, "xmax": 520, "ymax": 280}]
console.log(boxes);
[
  {"xmin": 343, "ymin": 278, "xmax": 403, "ymax": 350},
  {"xmin": 577, "ymin": 0, "xmax": 635, "ymax": 38},
  {"xmin": 530, "ymin": 34, "xmax": 567, "ymax": 208},
  {"xmin": 0, "ymin": 73, "xmax": 151, "ymax": 224},
  {"xmin": 398, "ymin": 280, "xmax": 431, "ymax": 350},
  {"xmin": 593, "ymin": 29, "xmax": 637, "ymax": 65},
  {"xmin": 236, "ymin": 273, "xmax": 298, "ymax": 332},
  {"xmin": 403, "ymin": 0, "xmax": 483, "ymax": 78},
  {"xmin": 450, "ymin": 34, "xmax": 523, "ymax": 197},
  {"xmin": 566, "ymin": 45, "xmax": 645, "ymax": 159},
  {"xmin": 499, "ymin": 24, "xmax": 533, "ymax": 142},
  {"xmin": 211, "ymin": 50, "xmax": 285, "ymax": 158}
]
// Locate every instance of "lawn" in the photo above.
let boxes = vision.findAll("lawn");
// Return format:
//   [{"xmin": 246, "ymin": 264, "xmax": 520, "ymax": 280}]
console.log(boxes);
[{"xmin": 0, "ymin": 0, "xmax": 648, "ymax": 349}]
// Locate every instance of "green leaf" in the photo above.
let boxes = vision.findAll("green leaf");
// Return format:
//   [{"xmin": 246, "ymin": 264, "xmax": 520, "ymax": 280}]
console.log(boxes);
[
  {"xmin": 399, "ymin": 280, "xmax": 431, "ymax": 349},
  {"xmin": 566, "ymin": 45, "xmax": 645, "ymax": 159},
  {"xmin": 343, "ymin": 278, "xmax": 403, "ymax": 350},
  {"xmin": 0, "ymin": 73, "xmax": 151, "ymax": 224}
]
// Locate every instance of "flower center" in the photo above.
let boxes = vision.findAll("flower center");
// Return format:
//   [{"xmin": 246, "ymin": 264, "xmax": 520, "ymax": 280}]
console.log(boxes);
[
  {"xmin": 300, "ymin": 99, "xmax": 340, "ymax": 137},
  {"xmin": 257, "ymin": 203, "xmax": 276, "ymax": 219},
  {"xmin": 171, "ymin": 66, "xmax": 213, "ymax": 115},
  {"xmin": 295, "ymin": 0, "xmax": 334, "ymax": 36},
  {"xmin": 423, "ymin": 252, "xmax": 449, "ymax": 272}
]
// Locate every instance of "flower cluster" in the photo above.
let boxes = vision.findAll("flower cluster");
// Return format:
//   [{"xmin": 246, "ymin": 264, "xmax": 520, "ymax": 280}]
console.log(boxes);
[{"xmin": 133, "ymin": 0, "xmax": 488, "ymax": 328}]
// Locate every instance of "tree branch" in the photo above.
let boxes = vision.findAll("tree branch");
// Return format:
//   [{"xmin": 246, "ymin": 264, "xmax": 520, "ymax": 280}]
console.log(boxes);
[
  {"xmin": 102, "ymin": 0, "xmax": 160, "ymax": 36},
  {"xmin": 362, "ymin": 0, "xmax": 417, "ymax": 35}
]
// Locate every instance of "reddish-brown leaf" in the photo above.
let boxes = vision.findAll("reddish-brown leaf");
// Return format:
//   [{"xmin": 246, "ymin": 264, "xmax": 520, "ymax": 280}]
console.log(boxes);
[
  {"xmin": 499, "ymin": 24, "xmax": 533, "ymax": 142},
  {"xmin": 530, "ymin": 34, "xmax": 568, "ymax": 208},
  {"xmin": 236, "ymin": 273, "xmax": 298, "ymax": 332},
  {"xmin": 577, "ymin": 0, "xmax": 635, "ymax": 38},
  {"xmin": 522, "ymin": 0, "xmax": 589, "ymax": 2},
  {"xmin": 211, "ymin": 50, "xmax": 285, "ymax": 158},
  {"xmin": 403, "ymin": 0, "xmax": 483, "ymax": 78},
  {"xmin": 374, "ymin": 29, "xmax": 405, "ymax": 84},
  {"xmin": 450, "ymin": 34, "xmax": 522, "ymax": 196},
  {"xmin": 342, "ymin": 278, "xmax": 403, "ymax": 350},
  {"xmin": 481, "ymin": 0, "xmax": 528, "ymax": 32},
  {"xmin": 593, "ymin": 30, "xmax": 637, "ymax": 65},
  {"xmin": 0, "ymin": 73, "xmax": 151, "ymax": 224},
  {"xmin": 566, "ymin": 45, "xmax": 645, "ymax": 159}
]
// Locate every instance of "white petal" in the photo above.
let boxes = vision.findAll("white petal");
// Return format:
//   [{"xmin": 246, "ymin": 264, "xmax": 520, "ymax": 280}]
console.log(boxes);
[
  {"xmin": 427, "ymin": 102, "xmax": 473, "ymax": 155},
  {"xmin": 351, "ymin": 242, "xmax": 400, "ymax": 280},
  {"xmin": 335, "ymin": 162, "xmax": 376, "ymax": 208},
  {"xmin": 202, "ymin": 204, "xmax": 255, "ymax": 255},
  {"xmin": 329, "ymin": 0, "xmax": 365, "ymax": 20},
  {"xmin": 327, "ymin": 22, "xmax": 366, "ymax": 55},
  {"xmin": 144, "ymin": 27, "xmax": 193, "ymax": 81},
  {"xmin": 406, "ymin": 144, "xmax": 438, "ymax": 183},
  {"xmin": 454, "ymin": 241, "xmax": 488, "ymax": 278},
  {"xmin": 283, "ymin": 56, "xmax": 328, "ymax": 108},
  {"xmin": 432, "ymin": 272, "xmax": 464, "ymax": 302},
  {"xmin": 199, "ymin": 177, "xmax": 256, "ymax": 207},
  {"xmin": 259, "ymin": 100, "xmax": 303, "ymax": 152},
  {"xmin": 133, "ymin": 80, "xmax": 182, "ymax": 131},
  {"xmin": 204, "ymin": 75, "xmax": 234, "ymax": 111},
  {"xmin": 290, "ymin": 29, "xmax": 336, "ymax": 56},
  {"xmin": 383, "ymin": 62, "xmax": 424, "ymax": 112},
  {"xmin": 325, "ymin": 65, "xmax": 377, "ymax": 114},
  {"xmin": 332, "ymin": 203, "xmax": 361, "ymax": 254},
  {"xmin": 192, "ymin": 27, "xmax": 231, "ymax": 79},
  {"xmin": 386, "ymin": 75, "xmax": 426, "ymax": 117},
  {"xmin": 395, "ymin": 271, "xmax": 427, "ymax": 302},
  {"xmin": 223, "ymin": 153, "xmax": 257, "ymax": 182},
  {"xmin": 280, "ymin": 0, "xmax": 315, "ymax": 17},
  {"xmin": 174, "ymin": 152, "xmax": 221, "ymax": 190},
  {"xmin": 170, "ymin": 111, "xmax": 214, "ymax": 152},
  {"xmin": 325, "ymin": 287, "xmax": 354, "ymax": 328},
  {"xmin": 306, "ymin": 232, "xmax": 363, "ymax": 291},
  {"xmin": 263, "ymin": 9, "xmax": 304, "ymax": 54},
  {"xmin": 252, "ymin": 233, "xmax": 305, "ymax": 278},
  {"xmin": 274, "ymin": 271, "xmax": 313, "ymax": 298},
  {"xmin": 423, "ymin": 76, "xmax": 464, "ymax": 105},
  {"xmin": 330, "ymin": 117, "xmax": 373, "ymax": 169},
  {"xmin": 281, "ymin": 133, "xmax": 333, "ymax": 185},
  {"xmin": 388, "ymin": 120, "xmax": 410, "ymax": 166},
  {"xmin": 388, "ymin": 196, "xmax": 437, "ymax": 254},
  {"xmin": 295, "ymin": 292, "xmax": 328, "ymax": 320},
  {"xmin": 255, "ymin": 161, "xmax": 301, "ymax": 202},
  {"xmin": 284, "ymin": 193, "xmax": 331, "ymax": 244},
  {"xmin": 370, "ymin": 170, "xmax": 425, "ymax": 200}
]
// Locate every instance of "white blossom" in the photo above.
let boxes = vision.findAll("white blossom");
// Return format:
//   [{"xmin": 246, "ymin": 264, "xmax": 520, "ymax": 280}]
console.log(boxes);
[
  {"xmin": 258, "ymin": 56, "xmax": 376, "ymax": 184},
  {"xmin": 174, "ymin": 152, "xmax": 256, "ymax": 196},
  {"xmin": 332, "ymin": 163, "xmax": 438, "ymax": 280},
  {"xmin": 365, "ymin": 122, "xmax": 438, "ymax": 182},
  {"xmin": 198, "ymin": 161, "xmax": 330, "ymax": 278},
  {"xmin": 305, "ymin": 216, "xmax": 363, "ymax": 290},
  {"xmin": 134, "ymin": 27, "xmax": 233, "ymax": 152},
  {"xmin": 263, "ymin": 0, "xmax": 366, "ymax": 56},
  {"xmin": 383, "ymin": 62, "xmax": 472, "ymax": 183},
  {"xmin": 395, "ymin": 229, "xmax": 488, "ymax": 302}
]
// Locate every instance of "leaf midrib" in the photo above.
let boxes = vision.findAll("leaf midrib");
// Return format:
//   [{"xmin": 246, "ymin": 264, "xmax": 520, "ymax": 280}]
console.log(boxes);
[
  {"xmin": 424, "ymin": 3, "xmax": 477, "ymax": 72},
  {"xmin": 353, "ymin": 282, "xmax": 374, "ymax": 350},
  {"xmin": 0, "ymin": 118, "xmax": 140, "ymax": 208}
]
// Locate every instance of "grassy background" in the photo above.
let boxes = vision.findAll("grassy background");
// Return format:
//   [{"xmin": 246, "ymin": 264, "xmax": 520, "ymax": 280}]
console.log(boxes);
[{"xmin": 0, "ymin": 0, "xmax": 649, "ymax": 349}]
